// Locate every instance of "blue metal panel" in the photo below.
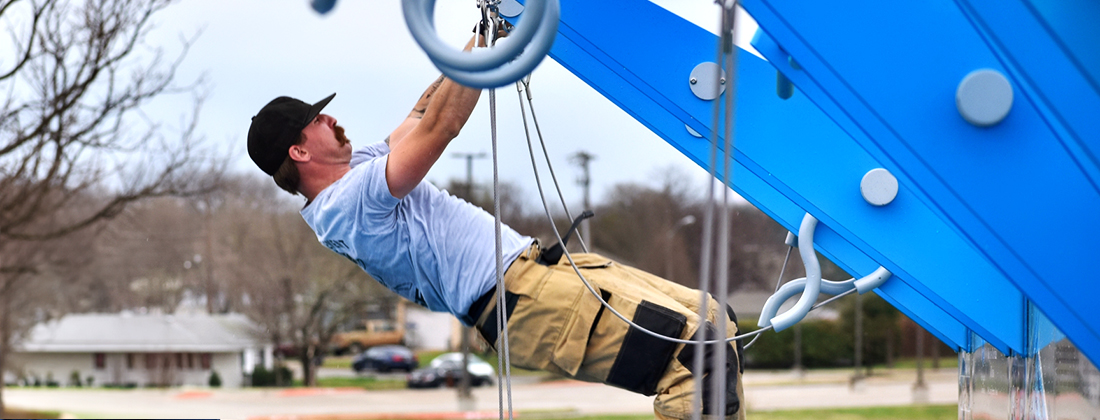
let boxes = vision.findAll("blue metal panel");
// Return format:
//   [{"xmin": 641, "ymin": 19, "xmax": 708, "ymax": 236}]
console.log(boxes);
[
  {"xmin": 1025, "ymin": 0, "xmax": 1100, "ymax": 92},
  {"xmin": 741, "ymin": 0, "xmax": 1100, "ymax": 364},
  {"xmin": 955, "ymin": 0, "xmax": 1100, "ymax": 200},
  {"xmin": 504, "ymin": 0, "xmax": 1021, "ymax": 352}
]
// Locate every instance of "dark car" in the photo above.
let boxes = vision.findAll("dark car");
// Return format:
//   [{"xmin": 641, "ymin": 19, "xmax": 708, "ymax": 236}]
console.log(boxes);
[
  {"xmin": 406, "ymin": 353, "xmax": 495, "ymax": 388},
  {"xmin": 351, "ymin": 345, "xmax": 418, "ymax": 373}
]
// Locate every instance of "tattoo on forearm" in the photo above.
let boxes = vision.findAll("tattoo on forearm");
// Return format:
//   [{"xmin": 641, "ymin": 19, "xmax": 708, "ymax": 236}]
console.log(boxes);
[
  {"xmin": 428, "ymin": 74, "xmax": 445, "ymax": 92},
  {"xmin": 409, "ymin": 75, "xmax": 447, "ymax": 118}
]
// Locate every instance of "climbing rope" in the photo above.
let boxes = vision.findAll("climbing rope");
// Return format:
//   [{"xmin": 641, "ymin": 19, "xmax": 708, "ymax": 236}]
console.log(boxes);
[
  {"xmin": 481, "ymin": 8, "xmax": 514, "ymax": 420},
  {"xmin": 516, "ymin": 77, "xmax": 589, "ymax": 253}
]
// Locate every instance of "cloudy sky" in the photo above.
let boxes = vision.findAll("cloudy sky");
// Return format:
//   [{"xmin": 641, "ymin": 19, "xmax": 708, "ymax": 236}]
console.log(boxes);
[{"xmin": 141, "ymin": 0, "xmax": 757, "ymax": 209}]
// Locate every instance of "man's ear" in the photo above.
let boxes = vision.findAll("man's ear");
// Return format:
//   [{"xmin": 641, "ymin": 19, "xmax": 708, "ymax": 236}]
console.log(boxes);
[{"xmin": 288, "ymin": 144, "xmax": 310, "ymax": 163}]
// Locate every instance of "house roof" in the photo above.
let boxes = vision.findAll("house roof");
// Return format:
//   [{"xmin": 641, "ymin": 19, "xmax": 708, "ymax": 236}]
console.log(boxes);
[{"xmin": 19, "ymin": 313, "xmax": 266, "ymax": 353}]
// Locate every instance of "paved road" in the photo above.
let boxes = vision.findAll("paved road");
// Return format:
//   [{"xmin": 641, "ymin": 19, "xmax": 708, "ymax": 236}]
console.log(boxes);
[{"xmin": 3, "ymin": 369, "xmax": 958, "ymax": 419}]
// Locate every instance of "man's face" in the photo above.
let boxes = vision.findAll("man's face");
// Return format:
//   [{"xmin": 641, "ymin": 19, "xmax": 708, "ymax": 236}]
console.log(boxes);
[{"xmin": 299, "ymin": 113, "xmax": 352, "ymax": 162}]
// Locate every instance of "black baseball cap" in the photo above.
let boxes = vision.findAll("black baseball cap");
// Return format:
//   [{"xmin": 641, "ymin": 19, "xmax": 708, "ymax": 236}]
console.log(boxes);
[{"xmin": 247, "ymin": 93, "xmax": 336, "ymax": 176}]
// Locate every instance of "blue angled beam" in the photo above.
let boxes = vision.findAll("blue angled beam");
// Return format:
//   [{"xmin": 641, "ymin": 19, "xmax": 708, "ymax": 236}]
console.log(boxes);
[
  {"xmin": 742, "ymin": 0, "xmax": 1099, "ymax": 360},
  {"xmin": 502, "ymin": 0, "xmax": 1033, "ymax": 353}
]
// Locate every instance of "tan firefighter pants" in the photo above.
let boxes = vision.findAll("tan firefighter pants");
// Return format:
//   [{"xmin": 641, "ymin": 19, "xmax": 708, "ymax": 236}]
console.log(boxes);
[{"xmin": 472, "ymin": 243, "xmax": 745, "ymax": 420}]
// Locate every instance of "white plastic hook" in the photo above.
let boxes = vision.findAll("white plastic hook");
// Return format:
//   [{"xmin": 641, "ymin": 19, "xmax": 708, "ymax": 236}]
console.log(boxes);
[{"xmin": 758, "ymin": 213, "xmax": 893, "ymax": 332}]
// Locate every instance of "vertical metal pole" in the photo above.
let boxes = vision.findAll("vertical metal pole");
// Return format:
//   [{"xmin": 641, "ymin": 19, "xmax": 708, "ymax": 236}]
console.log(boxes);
[
  {"xmin": 570, "ymin": 151, "xmax": 594, "ymax": 247},
  {"xmin": 852, "ymin": 293, "xmax": 864, "ymax": 387},
  {"xmin": 452, "ymin": 152, "xmax": 485, "ymax": 403},
  {"xmin": 916, "ymin": 327, "xmax": 926, "ymax": 386},
  {"xmin": 793, "ymin": 323, "xmax": 804, "ymax": 377}
]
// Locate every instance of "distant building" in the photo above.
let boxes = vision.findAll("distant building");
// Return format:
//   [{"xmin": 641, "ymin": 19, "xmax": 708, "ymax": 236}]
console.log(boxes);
[
  {"xmin": 405, "ymin": 305, "xmax": 454, "ymax": 351},
  {"xmin": 7, "ymin": 313, "xmax": 273, "ymax": 388},
  {"xmin": 727, "ymin": 288, "xmax": 839, "ymax": 322}
]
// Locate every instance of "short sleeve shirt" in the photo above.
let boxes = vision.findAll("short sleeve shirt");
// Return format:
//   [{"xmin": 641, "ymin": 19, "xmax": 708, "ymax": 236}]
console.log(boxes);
[{"xmin": 300, "ymin": 142, "xmax": 532, "ymax": 324}]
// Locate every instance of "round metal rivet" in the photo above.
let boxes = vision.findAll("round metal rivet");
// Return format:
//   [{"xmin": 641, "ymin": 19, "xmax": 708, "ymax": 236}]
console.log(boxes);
[
  {"xmin": 956, "ymin": 69, "xmax": 1013, "ymax": 127},
  {"xmin": 860, "ymin": 168, "xmax": 899, "ymax": 207},
  {"xmin": 685, "ymin": 124, "xmax": 703, "ymax": 138},
  {"xmin": 498, "ymin": 0, "xmax": 524, "ymax": 17},
  {"xmin": 690, "ymin": 78, "xmax": 697, "ymax": 85}
]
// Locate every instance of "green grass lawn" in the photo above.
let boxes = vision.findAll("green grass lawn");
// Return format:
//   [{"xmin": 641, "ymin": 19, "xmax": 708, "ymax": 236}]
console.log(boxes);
[
  {"xmin": 497, "ymin": 405, "xmax": 955, "ymax": 420},
  {"xmin": 0, "ymin": 408, "xmax": 61, "ymax": 419},
  {"xmin": 748, "ymin": 404, "xmax": 955, "ymax": 420},
  {"xmin": 322, "ymin": 355, "xmax": 354, "ymax": 369},
  {"xmin": 316, "ymin": 405, "xmax": 956, "ymax": 420},
  {"xmin": 292, "ymin": 376, "xmax": 408, "ymax": 390}
]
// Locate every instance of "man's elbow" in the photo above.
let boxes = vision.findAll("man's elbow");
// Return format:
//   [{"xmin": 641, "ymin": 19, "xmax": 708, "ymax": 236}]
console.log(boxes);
[
  {"xmin": 435, "ymin": 115, "xmax": 465, "ymax": 140},
  {"xmin": 417, "ymin": 118, "xmax": 462, "ymax": 143}
]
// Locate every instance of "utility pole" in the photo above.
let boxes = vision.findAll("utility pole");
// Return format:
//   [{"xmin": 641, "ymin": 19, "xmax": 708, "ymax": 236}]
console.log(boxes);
[
  {"xmin": 454, "ymin": 152, "xmax": 488, "ymax": 203},
  {"xmin": 851, "ymin": 293, "xmax": 864, "ymax": 389},
  {"xmin": 913, "ymin": 325, "xmax": 929, "ymax": 402},
  {"xmin": 452, "ymin": 152, "xmax": 485, "ymax": 407},
  {"xmin": 793, "ymin": 323, "xmax": 804, "ymax": 378},
  {"xmin": 570, "ymin": 151, "xmax": 595, "ymax": 247}
]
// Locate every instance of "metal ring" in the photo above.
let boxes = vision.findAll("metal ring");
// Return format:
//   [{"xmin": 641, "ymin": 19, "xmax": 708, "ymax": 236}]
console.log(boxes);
[
  {"xmin": 402, "ymin": 0, "xmax": 554, "ymax": 73},
  {"xmin": 430, "ymin": 0, "xmax": 558, "ymax": 88}
]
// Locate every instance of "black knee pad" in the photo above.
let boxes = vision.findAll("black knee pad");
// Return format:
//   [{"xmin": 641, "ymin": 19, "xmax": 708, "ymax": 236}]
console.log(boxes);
[{"xmin": 605, "ymin": 300, "xmax": 686, "ymax": 396}]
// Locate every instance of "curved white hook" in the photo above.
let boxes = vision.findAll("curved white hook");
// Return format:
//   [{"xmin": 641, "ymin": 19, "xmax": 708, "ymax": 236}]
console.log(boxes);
[
  {"xmin": 758, "ymin": 214, "xmax": 893, "ymax": 332},
  {"xmin": 765, "ymin": 214, "xmax": 822, "ymax": 331}
]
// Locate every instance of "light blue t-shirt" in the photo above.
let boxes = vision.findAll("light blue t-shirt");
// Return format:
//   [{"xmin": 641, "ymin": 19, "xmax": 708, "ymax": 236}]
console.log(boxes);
[{"xmin": 301, "ymin": 141, "xmax": 532, "ymax": 325}]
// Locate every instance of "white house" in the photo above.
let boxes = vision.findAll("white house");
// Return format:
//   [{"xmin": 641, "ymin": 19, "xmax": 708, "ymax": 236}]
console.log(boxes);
[
  {"xmin": 728, "ymin": 288, "xmax": 839, "ymax": 322},
  {"xmin": 8, "ymin": 312, "xmax": 273, "ymax": 388},
  {"xmin": 404, "ymin": 305, "xmax": 455, "ymax": 351}
]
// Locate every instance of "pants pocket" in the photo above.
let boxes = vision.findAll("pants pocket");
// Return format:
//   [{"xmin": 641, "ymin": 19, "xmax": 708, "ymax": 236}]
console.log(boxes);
[{"xmin": 604, "ymin": 299, "xmax": 687, "ymax": 396}]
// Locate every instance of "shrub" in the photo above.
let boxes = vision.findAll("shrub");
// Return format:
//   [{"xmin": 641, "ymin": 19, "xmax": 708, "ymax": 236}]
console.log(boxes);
[
  {"xmin": 45, "ymin": 372, "xmax": 59, "ymax": 388},
  {"xmin": 251, "ymin": 365, "xmax": 275, "ymax": 387},
  {"xmin": 739, "ymin": 319, "xmax": 853, "ymax": 369},
  {"xmin": 276, "ymin": 365, "xmax": 293, "ymax": 385},
  {"xmin": 208, "ymin": 370, "xmax": 222, "ymax": 388},
  {"xmin": 250, "ymin": 364, "xmax": 293, "ymax": 387}
]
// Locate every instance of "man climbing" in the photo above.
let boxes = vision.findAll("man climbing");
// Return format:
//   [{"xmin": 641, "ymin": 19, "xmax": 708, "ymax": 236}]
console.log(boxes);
[{"xmin": 246, "ymin": 31, "xmax": 744, "ymax": 420}]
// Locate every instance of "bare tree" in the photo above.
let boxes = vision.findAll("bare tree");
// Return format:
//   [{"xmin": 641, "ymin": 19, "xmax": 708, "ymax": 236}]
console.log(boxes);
[
  {"xmin": 0, "ymin": 0, "xmax": 220, "ymax": 411},
  {"xmin": 216, "ymin": 176, "xmax": 391, "ymax": 387}
]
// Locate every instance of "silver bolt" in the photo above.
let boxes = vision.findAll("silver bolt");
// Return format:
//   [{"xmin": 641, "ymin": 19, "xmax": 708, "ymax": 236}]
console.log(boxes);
[
  {"xmin": 690, "ymin": 78, "xmax": 698, "ymax": 85},
  {"xmin": 720, "ymin": 78, "xmax": 726, "ymax": 85}
]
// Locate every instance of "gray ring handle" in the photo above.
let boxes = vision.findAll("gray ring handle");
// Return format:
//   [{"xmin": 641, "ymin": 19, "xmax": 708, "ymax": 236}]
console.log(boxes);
[
  {"xmin": 430, "ymin": 0, "xmax": 559, "ymax": 88},
  {"xmin": 403, "ymin": 0, "xmax": 555, "ymax": 73}
]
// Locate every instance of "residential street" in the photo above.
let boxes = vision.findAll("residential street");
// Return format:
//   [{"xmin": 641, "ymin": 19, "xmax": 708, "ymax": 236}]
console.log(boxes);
[{"xmin": 2, "ymin": 368, "xmax": 958, "ymax": 419}]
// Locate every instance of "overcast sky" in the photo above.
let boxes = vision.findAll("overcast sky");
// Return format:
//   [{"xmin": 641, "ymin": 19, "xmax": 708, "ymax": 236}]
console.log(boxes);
[{"xmin": 141, "ymin": 0, "xmax": 757, "ymax": 210}]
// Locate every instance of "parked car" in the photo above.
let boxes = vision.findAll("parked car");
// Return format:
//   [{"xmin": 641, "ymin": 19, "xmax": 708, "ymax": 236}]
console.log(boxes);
[
  {"xmin": 351, "ymin": 345, "xmax": 418, "ymax": 373},
  {"xmin": 331, "ymin": 318, "xmax": 405, "ymax": 356},
  {"xmin": 406, "ymin": 352, "xmax": 495, "ymax": 388}
]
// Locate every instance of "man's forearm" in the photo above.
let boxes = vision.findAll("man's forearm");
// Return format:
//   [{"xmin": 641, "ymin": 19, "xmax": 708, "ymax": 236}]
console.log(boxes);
[
  {"xmin": 408, "ymin": 35, "xmax": 481, "ymax": 119},
  {"xmin": 385, "ymin": 70, "xmax": 481, "ymax": 198},
  {"xmin": 408, "ymin": 74, "xmax": 446, "ymax": 120},
  {"xmin": 383, "ymin": 34, "xmax": 486, "ymax": 198}
]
